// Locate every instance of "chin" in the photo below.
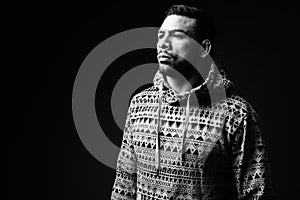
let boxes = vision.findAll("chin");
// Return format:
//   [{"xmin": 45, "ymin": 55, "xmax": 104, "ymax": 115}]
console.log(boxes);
[{"xmin": 159, "ymin": 64, "xmax": 173, "ymax": 75}]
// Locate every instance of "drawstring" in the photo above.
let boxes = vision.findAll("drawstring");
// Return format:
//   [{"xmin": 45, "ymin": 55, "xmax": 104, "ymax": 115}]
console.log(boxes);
[
  {"xmin": 155, "ymin": 89, "xmax": 191, "ymax": 174},
  {"xmin": 155, "ymin": 81, "xmax": 163, "ymax": 175},
  {"xmin": 155, "ymin": 65, "xmax": 214, "ymax": 174},
  {"xmin": 181, "ymin": 93, "xmax": 191, "ymax": 161}
]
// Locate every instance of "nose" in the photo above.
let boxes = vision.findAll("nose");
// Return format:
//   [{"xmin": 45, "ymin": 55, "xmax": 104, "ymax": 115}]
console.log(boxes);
[{"xmin": 157, "ymin": 36, "xmax": 171, "ymax": 51}]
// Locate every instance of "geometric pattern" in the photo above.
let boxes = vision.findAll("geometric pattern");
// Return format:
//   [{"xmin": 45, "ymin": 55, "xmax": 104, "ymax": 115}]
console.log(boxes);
[{"xmin": 111, "ymin": 65, "xmax": 272, "ymax": 200}]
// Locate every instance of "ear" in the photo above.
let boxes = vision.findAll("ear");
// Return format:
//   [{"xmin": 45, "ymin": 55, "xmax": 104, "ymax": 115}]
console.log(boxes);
[{"xmin": 201, "ymin": 39, "xmax": 211, "ymax": 58}]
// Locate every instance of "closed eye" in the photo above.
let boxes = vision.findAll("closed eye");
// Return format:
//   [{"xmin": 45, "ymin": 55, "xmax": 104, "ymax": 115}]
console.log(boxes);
[{"xmin": 173, "ymin": 33, "xmax": 185, "ymax": 39}]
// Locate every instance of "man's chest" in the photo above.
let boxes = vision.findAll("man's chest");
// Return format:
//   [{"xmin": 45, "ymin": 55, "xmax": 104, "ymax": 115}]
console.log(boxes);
[{"xmin": 130, "ymin": 103, "xmax": 229, "ymax": 168}]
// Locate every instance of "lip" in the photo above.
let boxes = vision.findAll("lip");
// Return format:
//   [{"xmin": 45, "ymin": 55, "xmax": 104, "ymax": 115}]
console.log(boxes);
[
  {"xmin": 158, "ymin": 58, "xmax": 172, "ymax": 66},
  {"xmin": 159, "ymin": 57, "xmax": 171, "ymax": 61},
  {"xmin": 158, "ymin": 60, "xmax": 172, "ymax": 66},
  {"xmin": 157, "ymin": 53, "xmax": 173, "ymax": 64},
  {"xmin": 157, "ymin": 53, "xmax": 172, "ymax": 59}
]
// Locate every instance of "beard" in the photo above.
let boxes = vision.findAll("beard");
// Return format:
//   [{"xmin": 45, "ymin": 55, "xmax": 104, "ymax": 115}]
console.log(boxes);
[
  {"xmin": 159, "ymin": 57, "xmax": 200, "ymax": 80},
  {"xmin": 158, "ymin": 55, "xmax": 211, "ymax": 89}
]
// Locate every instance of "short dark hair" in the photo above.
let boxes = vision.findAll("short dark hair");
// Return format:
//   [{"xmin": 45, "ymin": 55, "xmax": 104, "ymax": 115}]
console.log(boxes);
[{"xmin": 165, "ymin": 5, "xmax": 216, "ymax": 45}]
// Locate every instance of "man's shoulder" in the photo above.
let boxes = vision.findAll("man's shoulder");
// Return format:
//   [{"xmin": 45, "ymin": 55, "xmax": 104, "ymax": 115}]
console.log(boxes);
[
  {"xmin": 222, "ymin": 93, "xmax": 258, "ymax": 119},
  {"xmin": 129, "ymin": 84, "xmax": 158, "ymax": 105},
  {"xmin": 218, "ymin": 93, "xmax": 261, "ymax": 133}
]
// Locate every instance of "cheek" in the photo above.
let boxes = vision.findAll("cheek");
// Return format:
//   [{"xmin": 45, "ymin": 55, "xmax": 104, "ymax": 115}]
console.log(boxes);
[{"xmin": 173, "ymin": 43, "xmax": 193, "ymax": 59}]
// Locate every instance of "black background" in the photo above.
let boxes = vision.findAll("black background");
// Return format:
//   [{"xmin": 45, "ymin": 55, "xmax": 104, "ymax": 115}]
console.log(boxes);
[{"xmin": 7, "ymin": 0, "xmax": 299, "ymax": 199}]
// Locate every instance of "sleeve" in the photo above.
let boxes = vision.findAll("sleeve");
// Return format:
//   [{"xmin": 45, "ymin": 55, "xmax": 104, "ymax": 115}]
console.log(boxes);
[
  {"xmin": 231, "ymin": 108, "xmax": 273, "ymax": 200},
  {"xmin": 111, "ymin": 101, "xmax": 137, "ymax": 200}
]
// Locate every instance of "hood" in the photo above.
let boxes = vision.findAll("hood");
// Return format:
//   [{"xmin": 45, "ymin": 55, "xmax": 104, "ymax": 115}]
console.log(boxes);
[
  {"xmin": 153, "ymin": 63, "xmax": 235, "ymax": 106},
  {"xmin": 152, "ymin": 62, "xmax": 235, "ymax": 175}
]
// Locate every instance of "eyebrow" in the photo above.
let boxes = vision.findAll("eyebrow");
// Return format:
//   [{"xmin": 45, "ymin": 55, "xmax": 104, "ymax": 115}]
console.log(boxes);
[{"xmin": 158, "ymin": 29, "xmax": 190, "ymax": 35}]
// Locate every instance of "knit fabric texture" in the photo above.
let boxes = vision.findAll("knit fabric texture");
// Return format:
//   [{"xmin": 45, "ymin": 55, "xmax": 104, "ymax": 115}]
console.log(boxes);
[{"xmin": 111, "ymin": 64, "xmax": 272, "ymax": 200}]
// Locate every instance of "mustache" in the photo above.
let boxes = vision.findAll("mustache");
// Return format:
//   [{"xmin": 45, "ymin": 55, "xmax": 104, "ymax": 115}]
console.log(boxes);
[{"xmin": 157, "ymin": 51, "xmax": 176, "ymax": 60}]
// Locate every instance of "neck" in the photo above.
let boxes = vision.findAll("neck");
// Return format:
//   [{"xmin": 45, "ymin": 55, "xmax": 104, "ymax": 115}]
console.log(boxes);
[
  {"xmin": 165, "ymin": 74, "xmax": 203, "ymax": 94},
  {"xmin": 165, "ymin": 76, "xmax": 192, "ymax": 94},
  {"xmin": 165, "ymin": 65, "xmax": 209, "ymax": 94},
  {"xmin": 160, "ymin": 60, "xmax": 213, "ymax": 94}
]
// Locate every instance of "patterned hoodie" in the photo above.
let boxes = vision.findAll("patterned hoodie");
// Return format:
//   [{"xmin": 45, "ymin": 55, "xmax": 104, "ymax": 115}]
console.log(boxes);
[{"xmin": 111, "ymin": 63, "xmax": 272, "ymax": 200}]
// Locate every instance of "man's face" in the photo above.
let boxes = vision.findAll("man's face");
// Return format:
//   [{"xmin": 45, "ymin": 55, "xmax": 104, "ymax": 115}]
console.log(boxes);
[{"xmin": 157, "ymin": 15, "xmax": 201, "ymax": 76}]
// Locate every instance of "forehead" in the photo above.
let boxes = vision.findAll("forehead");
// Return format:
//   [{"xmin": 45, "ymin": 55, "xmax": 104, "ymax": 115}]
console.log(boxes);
[{"xmin": 159, "ymin": 15, "xmax": 196, "ymax": 32}]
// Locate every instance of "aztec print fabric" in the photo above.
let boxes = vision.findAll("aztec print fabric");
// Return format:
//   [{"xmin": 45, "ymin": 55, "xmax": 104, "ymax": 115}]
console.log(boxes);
[{"xmin": 111, "ymin": 64, "xmax": 272, "ymax": 200}]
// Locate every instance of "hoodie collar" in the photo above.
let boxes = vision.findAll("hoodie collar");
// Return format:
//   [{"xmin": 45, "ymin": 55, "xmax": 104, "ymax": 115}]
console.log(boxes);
[{"xmin": 153, "ymin": 63, "xmax": 234, "ymax": 105}]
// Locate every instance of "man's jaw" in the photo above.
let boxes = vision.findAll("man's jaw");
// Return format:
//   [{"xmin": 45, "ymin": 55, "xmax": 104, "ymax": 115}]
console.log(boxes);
[{"xmin": 158, "ymin": 61, "xmax": 176, "ymax": 77}]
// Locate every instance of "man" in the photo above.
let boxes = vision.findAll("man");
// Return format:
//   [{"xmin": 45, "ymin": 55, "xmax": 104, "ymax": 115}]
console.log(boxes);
[{"xmin": 111, "ymin": 5, "xmax": 272, "ymax": 200}]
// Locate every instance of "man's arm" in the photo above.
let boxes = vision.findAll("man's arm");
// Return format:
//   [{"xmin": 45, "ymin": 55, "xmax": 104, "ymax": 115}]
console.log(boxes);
[
  {"xmin": 231, "ymin": 107, "xmax": 273, "ymax": 200},
  {"xmin": 111, "ymin": 101, "xmax": 137, "ymax": 200}
]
